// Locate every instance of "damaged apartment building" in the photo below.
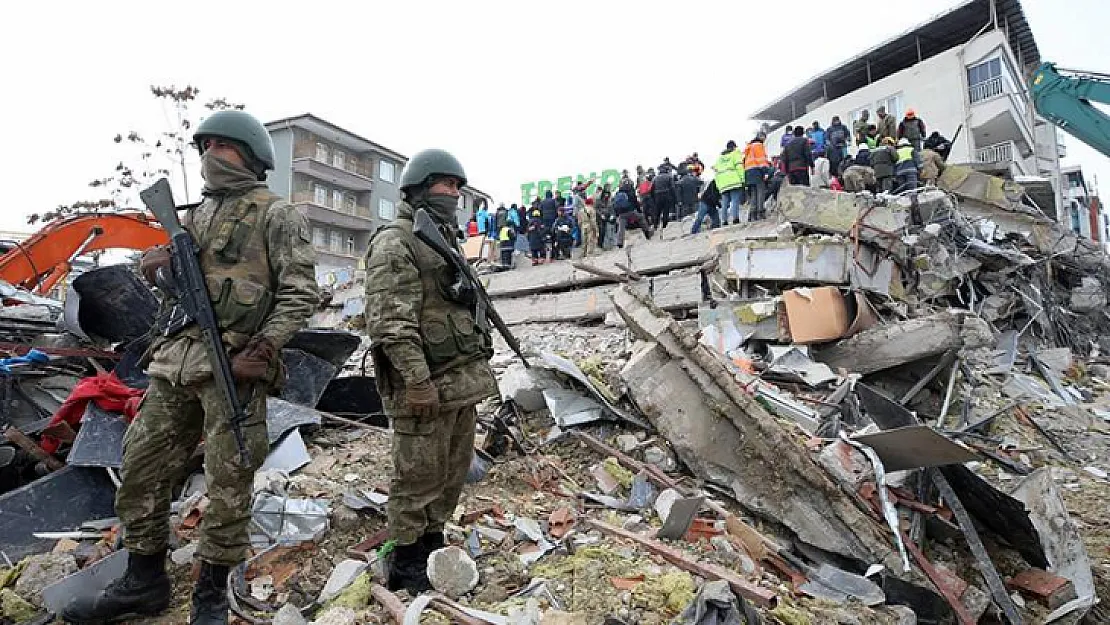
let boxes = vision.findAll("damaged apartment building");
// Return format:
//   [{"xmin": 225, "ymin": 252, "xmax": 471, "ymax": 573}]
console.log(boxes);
[
  {"xmin": 755, "ymin": 0, "xmax": 1107, "ymax": 242},
  {"xmin": 263, "ymin": 113, "xmax": 494, "ymax": 283}
]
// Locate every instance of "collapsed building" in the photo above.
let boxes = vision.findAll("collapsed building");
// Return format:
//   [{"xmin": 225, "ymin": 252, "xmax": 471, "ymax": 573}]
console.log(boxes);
[{"xmin": 3, "ymin": 163, "xmax": 1108, "ymax": 624}]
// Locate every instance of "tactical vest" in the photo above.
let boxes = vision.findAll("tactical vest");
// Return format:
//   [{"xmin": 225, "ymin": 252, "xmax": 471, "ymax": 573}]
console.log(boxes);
[
  {"xmin": 372, "ymin": 218, "xmax": 493, "ymax": 380},
  {"xmin": 146, "ymin": 186, "xmax": 283, "ymax": 384},
  {"xmin": 184, "ymin": 187, "xmax": 279, "ymax": 342}
]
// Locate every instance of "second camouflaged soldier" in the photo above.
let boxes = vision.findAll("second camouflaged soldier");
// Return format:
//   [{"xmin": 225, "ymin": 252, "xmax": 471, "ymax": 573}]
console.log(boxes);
[
  {"xmin": 62, "ymin": 110, "xmax": 319, "ymax": 625},
  {"xmin": 363, "ymin": 149, "xmax": 498, "ymax": 594}
]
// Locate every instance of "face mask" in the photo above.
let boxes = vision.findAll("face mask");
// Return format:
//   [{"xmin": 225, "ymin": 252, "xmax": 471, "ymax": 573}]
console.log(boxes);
[
  {"xmin": 423, "ymin": 193, "xmax": 459, "ymax": 222},
  {"xmin": 200, "ymin": 151, "xmax": 261, "ymax": 194}
]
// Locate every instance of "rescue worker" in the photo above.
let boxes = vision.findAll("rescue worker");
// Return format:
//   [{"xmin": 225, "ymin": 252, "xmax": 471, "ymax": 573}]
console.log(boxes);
[
  {"xmin": 875, "ymin": 106, "xmax": 897, "ymax": 142},
  {"xmin": 743, "ymin": 134, "xmax": 771, "ymax": 221},
  {"xmin": 894, "ymin": 138, "xmax": 921, "ymax": 192},
  {"xmin": 713, "ymin": 140, "xmax": 746, "ymax": 225},
  {"xmin": 362, "ymin": 149, "xmax": 498, "ymax": 593},
  {"xmin": 898, "ymin": 109, "xmax": 927, "ymax": 150},
  {"xmin": 853, "ymin": 109, "xmax": 871, "ymax": 146},
  {"xmin": 920, "ymin": 148, "xmax": 946, "ymax": 187},
  {"xmin": 872, "ymin": 138, "xmax": 897, "ymax": 193},
  {"xmin": 61, "ymin": 110, "xmax": 320, "ymax": 624}
]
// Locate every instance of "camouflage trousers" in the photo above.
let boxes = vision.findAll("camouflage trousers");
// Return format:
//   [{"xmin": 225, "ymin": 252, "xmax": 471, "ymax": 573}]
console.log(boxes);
[
  {"xmin": 117, "ymin": 376, "xmax": 269, "ymax": 565},
  {"xmin": 388, "ymin": 404, "xmax": 477, "ymax": 546}
]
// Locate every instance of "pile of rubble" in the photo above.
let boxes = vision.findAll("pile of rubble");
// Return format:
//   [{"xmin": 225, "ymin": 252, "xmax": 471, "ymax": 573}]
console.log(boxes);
[{"xmin": 2, "ymin": 165, "xmax": 1110, "ymax": 624}]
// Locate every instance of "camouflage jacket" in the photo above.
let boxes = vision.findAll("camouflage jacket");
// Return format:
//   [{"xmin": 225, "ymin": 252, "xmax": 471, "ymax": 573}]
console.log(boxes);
[
  {"xmin": 363, "ymin": 201, "xmax": 497, "ymax": 411},
  {"xmin": 147, "ymin": 186, "xmax": 320, "ymax": 385}
]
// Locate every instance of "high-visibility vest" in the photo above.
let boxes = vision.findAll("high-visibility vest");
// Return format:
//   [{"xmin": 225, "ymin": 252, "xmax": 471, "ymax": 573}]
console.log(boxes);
[
  {"xmin": 896, "ymin": 146, "xmax": 915, "ymax": 163},
  {"xmin": 744, "ymin": 141, "xmax": 770, "ymax": 169}
]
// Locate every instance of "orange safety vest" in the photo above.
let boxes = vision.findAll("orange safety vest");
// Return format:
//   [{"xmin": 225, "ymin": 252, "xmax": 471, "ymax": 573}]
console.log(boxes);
[{"xmin": 744, "ymin": 141, "xmax": 770, "ymax": 169}]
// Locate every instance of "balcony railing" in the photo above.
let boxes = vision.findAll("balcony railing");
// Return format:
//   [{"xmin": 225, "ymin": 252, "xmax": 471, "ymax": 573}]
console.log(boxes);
[
  {"xmin": 976, "ymin": 140, "xmax": 1015, "ymax": 164},
  {"xmin": 969, "ymin": 76, "xmax": 1005, "ymax": 104}
]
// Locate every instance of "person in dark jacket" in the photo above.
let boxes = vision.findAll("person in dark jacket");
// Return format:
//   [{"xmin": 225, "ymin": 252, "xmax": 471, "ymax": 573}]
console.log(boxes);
[
  {"xmin": 539, "ymin": 191, "xmax": 559, "ymax": 229},
  {"xmin": 781, "ymin": 126, "xmax": 814, "ymax": 186},
  {"xmin": 826, "ymin": 116, "xmax": 851, "ymax": 177},
  {"xmin": 677, "ymin": 171, "xmax": 701, "ymax": 218},
  {"xmin": 690, "ymin": 179, "xmax": 721, "ymax": 234},
  {"xmin": 651, "ymin": 169, "xmax": 677, "ymax": 228},
  {"xmin": 526, "ymin": 209, "xmax": 546, "ymax": 265},
  {"xmin": 871, "ymin": 138, "xmax": 897, "ymax": 193},
  {"xmin": 923, "ymin": 131, "xmax": 953, "ymax": 160},
  {"xmin": 780, "ymin": 126, "xmax": 794, "ymax": 148},
  {"xmin": 898, "ymin": 109, "xmax": 927, "ymax": 150},
  {"xmin": 612, "ymin": 188, "xmax": 651, "ymax": 247},
  {"xmin": 551, "ymin": 206, "xmax": 575, "ymax": 260},
  {"xmin": 854, "ymin": 143, "xmax": 872, "ymax": 167}
]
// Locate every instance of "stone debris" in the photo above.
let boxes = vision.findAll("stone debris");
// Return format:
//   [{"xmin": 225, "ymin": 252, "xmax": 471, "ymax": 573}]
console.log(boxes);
[
  {"xmin": 426, "ymin": 545, "xmax": 480, "ymax": 598},
  {"xmin": 6, "ymin": 168, "xmax": 1110, "ymax": 625}
]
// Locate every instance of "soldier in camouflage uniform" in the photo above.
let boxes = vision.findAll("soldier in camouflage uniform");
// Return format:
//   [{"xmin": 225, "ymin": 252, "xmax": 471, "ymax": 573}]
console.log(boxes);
[
  {"xmin": 62, "ymin": 110, "xmax": 319, "ymax": 625},
  {"xmin": 363, "ymin": 149, "xmax": 498, "ymax": 594}
]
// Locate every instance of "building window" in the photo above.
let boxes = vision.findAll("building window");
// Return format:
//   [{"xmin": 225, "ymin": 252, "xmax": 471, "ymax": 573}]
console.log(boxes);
[
  {"xmin": 378, "ymin": 198, "xmax": 396, "ymax": 220},
  {"xmin": 316, "ymin": 142, "xmax": 329, "ymax": 162},
  {"xmin": 874, "ymin": 93, "xmax": 903, "ymax": 122},
  {"xmin": 967, "ymin": 58, "xmax": 1003, "ymax": 103},
  {"xmin": 332, "ymin": 189, "xmax": 344, "ymax": 210},
  {"xmin": 312, "ymin": 227, "xmax": 326, "ymax": 248},
  {"xmin": 379, "ymin": 159, "xmax": 396, "ymax": 183},
  {"xmin": 345, "ymin": 193, "xmax": 356, "ymax": 213},
  {"xmin": 333, "ymin": 150, "xmax": 345, "ymax": 170},
  {"xmin": 314, "ymin": 184, "xmax": 328, "ymax": 205},
  {"xmin": 329, "ymin": 230, "xmax": 342, "ymax": 253},
  {"xmin": 346, "ymin": 236, "xmax": 355, "ymax": 256}
]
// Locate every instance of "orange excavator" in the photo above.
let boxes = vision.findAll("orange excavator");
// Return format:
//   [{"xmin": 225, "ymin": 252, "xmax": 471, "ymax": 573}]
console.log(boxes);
[{"xmin": 0, "ymin": 212, "xmax": 169, "ymax": 295}]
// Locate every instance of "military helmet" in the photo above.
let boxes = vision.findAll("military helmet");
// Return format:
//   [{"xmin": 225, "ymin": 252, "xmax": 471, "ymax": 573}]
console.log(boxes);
[
  {"xmin": 193, "ymin": 110, "xmax": 275, "ymax": 171},
  {"xmin": 400, "ymin": 149, "xmax": 467, "ymax": 190}
]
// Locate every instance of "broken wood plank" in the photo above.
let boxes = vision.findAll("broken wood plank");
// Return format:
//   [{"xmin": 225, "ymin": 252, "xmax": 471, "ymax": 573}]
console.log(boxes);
[
  {"xmin": 3, "ymin": 425, "xmax": 64, "ymax": 471},
  {"xmin": 572, "ymin": 261, "xmax": 632, "ymax": 283},
  {"xmin": 815, "ymin": 311, "xmax": 993, "ymax": 375},
  {"xmin": 370, "ymin": 583, "xmax": 407, "ymax": 624},
  {"xmin": 931, "ymin": 469, "xmax": 1024, "ymax": 625},
  {"xmin": 493, "ymin": 273, "xmax": 701, "ymax": 325},
  {"xmin": 587, "ymin": 519, "xmax": 779, "ymax": 608}
]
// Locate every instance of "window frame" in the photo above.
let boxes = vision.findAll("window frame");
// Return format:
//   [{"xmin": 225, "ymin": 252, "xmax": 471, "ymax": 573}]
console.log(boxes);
[
  {"xmin": 378, "ymin": 198, "xmax": 396, "ymax": 220},
  {"xmin": 315, "ymin": 142, "xmax": 329, "ymax": 162},
  {"xmin": 314, "ymin": 184, "xmax": 328, "ymax": 205},
  {"xmin": 379, "ymin": 159, "xmax": 396, "ymax": 183}
]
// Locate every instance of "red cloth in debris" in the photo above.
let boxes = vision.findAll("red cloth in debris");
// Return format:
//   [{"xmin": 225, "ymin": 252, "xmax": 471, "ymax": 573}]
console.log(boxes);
[{"xmin": 41, "ymin": 372, "xmax": 144, "ymax": 454}]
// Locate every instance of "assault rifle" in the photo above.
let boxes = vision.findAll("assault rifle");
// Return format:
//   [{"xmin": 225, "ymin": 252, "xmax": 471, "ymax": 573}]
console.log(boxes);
[
  {"xmin": 140, "ymin": 178, "xmax": 253, "ymax": 465},
  {"xmin": 412, "ymin": 208, "xmax": 530, "ymax": 368}
]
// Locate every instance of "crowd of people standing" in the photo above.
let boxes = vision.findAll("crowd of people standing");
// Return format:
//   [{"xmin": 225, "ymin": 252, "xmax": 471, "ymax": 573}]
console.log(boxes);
[{"xmin": 468, "ymin": 107, "xmax": 953, "ymax": 269}]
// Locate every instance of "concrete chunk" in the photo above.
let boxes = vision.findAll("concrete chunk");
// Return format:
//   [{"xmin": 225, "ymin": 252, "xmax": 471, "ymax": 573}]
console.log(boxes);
[
  {"xmin": 815, "ymin": 311, "xmax": 992, "ymax": 375},
  {"xmin": 427, "ymin": 546, "xmax": 479, "ymax": 598},
  {"xmin": 612, "ymin": 286, "xmax": 901, "ymax": 568}
]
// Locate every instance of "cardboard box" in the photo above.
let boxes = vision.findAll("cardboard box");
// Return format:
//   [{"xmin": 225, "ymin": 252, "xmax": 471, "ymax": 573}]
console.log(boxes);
[{"xmin": 782, "ymin": 287, "xmax": 849, "ymax": 345}]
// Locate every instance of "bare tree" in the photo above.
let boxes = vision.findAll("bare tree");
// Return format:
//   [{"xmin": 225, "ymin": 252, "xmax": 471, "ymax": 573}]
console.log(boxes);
[{"xmin": 29, "ymin": 85, "xmax": 245, "ymax": 225}]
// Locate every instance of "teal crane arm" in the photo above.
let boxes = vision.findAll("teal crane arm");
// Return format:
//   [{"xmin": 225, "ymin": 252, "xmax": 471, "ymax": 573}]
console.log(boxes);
[{"xmin": 1031, "ymin": 62, "xmax": 1110, "ymax": 159}]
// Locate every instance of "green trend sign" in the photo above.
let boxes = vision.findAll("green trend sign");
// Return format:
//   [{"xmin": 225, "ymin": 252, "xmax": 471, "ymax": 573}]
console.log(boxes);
[{"xmin": 520, "ymin": 169, "xmax": 622, "ymax": 205}]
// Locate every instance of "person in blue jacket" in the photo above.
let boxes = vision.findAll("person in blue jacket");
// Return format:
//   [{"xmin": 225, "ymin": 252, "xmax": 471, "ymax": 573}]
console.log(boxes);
[{"xmin": 806, "ymin": 121, "xmax": 826, "ymax": 157}]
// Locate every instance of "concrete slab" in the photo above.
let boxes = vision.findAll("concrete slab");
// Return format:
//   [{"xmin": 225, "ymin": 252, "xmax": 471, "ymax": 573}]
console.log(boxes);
[
  {"xmin": 815, "ymin": 311, "xmax": 992, "ymax": 375},
  {"xmin": 492, "ymin": 273, "xmax": 702, "ymax": 326}
]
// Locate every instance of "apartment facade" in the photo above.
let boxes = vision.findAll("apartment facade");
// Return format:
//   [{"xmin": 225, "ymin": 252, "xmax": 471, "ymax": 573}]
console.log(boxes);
[
  {"xmin": 753, "ymin": 0, "xmax": 1064, "ymax": 213},
  {"xmin": 264, "ymin": 113, "xmax": 493, "ymax": 279},
  {"xmin": 1061, "ymin": 165, "xmax": 1106, "ymax": 245}
]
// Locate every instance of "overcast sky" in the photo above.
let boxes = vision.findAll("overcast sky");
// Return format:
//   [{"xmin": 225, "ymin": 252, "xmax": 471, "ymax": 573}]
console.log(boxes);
[{"xmin": 1, "ymin": 0, "xmax": 1107, "ymax": 234}]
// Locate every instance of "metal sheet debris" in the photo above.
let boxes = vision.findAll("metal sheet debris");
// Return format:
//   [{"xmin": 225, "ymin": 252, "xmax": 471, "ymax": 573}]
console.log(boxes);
[
  {"xmin": 0, "ymin": 467, "xmax": 117, "ymax": 560},
  {"xmin": 260, "ymin": 429, "xmax": 311, "ymax": 474},
  {"xmin": 67, "ymin": 404, "xmax": 127, "ymax": 469},
  {"xmin": 851, "ymin": 425, "xmax": 978, "ymax": 471}
]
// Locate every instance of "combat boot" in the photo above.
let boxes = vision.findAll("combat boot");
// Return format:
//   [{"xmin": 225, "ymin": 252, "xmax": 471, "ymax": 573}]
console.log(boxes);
[
  {"xmin": 189, "ymin": 561, "xmax": 230, "ymax": 625},
  {"xmin": 60, "ymin": 550, "xmax": 171, "ymax": 624},
  {"xmin": 421, "ymin": 531, "xmax": 445, "ymax": 555},
  {"xmin": 386, "ymin": 542, "xmax": 432, "ymax": 595}
]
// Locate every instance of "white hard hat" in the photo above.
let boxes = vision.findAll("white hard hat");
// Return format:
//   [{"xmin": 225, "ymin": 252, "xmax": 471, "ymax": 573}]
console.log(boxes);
[{"xmin": 898, "ymin": 138, "xmax": 911, "ymax": 147}]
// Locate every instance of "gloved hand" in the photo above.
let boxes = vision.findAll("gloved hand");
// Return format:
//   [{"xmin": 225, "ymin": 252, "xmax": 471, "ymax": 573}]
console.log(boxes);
[
  {"xmin": 139, "ymin": 245, "xmax": 171, "ymax": 285},
  {"xmin": 405, "ymin": 379, "xmax": 439, "ymax": 419},
  {"xmin": 231, "ymin": 335, "xmax": 277, "ymax": 382}
]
